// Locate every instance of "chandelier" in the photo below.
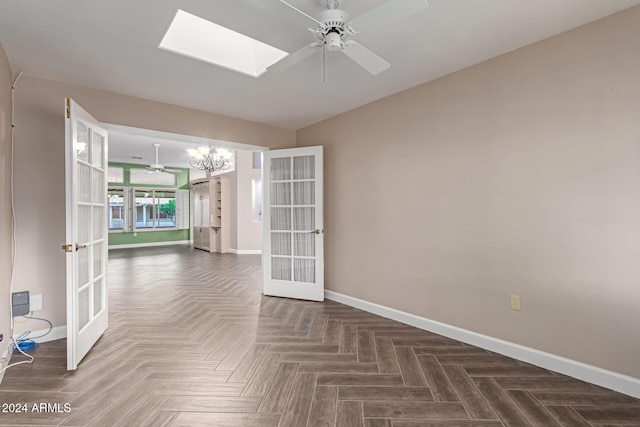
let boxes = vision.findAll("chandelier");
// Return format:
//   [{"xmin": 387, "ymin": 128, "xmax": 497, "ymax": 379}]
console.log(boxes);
[{"xmin": 186, "ymin": 146, "xmax": 233, "ymax": 172}]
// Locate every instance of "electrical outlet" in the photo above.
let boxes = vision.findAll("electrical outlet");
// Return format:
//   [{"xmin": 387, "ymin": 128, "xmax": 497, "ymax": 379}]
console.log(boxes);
[
  {"xmin": 510, "ymin": 294, "xmax": 521, "ymax": 311},
  {"xmin": 30, "ymin": 294, "xmax": 43, "ymax": 311}
]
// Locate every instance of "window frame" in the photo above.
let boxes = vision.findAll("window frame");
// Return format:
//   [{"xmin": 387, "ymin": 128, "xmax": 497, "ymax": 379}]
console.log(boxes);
[
  {"xmin": 132, "ymin": 188, "xmax": 179, "ymax": 231},
  {"xmin": 108, "ymin": 186, "xmax": 128, "ymax": 233}
]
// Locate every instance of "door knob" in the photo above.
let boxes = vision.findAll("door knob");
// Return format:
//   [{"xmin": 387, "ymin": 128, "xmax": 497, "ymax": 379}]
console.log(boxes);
[
  {"xmin": 309, "ymin": 229, "xmax": 323, "ymax": 235},
  {"xmin": 76, "ymin": 244, "xmax": 87, "ymax": 251}
]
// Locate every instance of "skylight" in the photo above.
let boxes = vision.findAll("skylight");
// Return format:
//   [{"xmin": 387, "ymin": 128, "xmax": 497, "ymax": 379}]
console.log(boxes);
[{"xmin": 159, "ymin": 10, "xmax": 288, "ymax": 78}]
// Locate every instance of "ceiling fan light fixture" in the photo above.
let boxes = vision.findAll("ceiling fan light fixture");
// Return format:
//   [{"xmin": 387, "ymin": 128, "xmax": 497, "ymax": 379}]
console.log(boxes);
[{"xmin": 325, "ymin": 31, "xmax": 342, "ymax": 52}]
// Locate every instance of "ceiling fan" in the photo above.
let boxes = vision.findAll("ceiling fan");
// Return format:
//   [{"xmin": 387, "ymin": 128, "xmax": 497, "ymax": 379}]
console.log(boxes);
[
  {"xmin": 146, "ymin": 143, "xmax": 183, "ymax": 175},
  {"xmin": 246, "ymin": 0, "xmax": 429, "ymax": 75}
]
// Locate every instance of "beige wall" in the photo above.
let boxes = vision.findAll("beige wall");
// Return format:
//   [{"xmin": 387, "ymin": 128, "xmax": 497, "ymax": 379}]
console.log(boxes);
[
  {"xmin": 12, "ymin": 76, "xmax": 295, "ymax": 332},
  {"xmin": 235, "ymin": 150, "xmax": 262, "ymax": 251},
  {"xmin": 226, "ymin": 150, "xmax": 263, "ymax": 252},
  {"xmin": 297, "ymin": 6, "xmax": 640, "ymax": 378},
  {"xmin": 0, "ymin": 43, "xmax": 13, "ymax": 361}
]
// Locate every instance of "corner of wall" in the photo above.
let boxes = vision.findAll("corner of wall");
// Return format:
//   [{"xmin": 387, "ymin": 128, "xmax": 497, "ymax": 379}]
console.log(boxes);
[{"xmin": 0, "ymin": 40, "xmax": 14, "ymax": 379}]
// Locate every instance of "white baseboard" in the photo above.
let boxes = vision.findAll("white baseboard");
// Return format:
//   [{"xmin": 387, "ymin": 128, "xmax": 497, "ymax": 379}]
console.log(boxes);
[
  {"xmin": 109, "ymin": 240, "xmax": 191, "ymax": 250},
  {"xmin": 229, "ymin": 249, "xmax": 262, "ymax": 255},
  {"xmin": 15, "ymin": 325, "xmax": 67, "ymax": 344},
  {"xmin": 325, "ymin": 290, "xmax": 640, "ymax": 399}
]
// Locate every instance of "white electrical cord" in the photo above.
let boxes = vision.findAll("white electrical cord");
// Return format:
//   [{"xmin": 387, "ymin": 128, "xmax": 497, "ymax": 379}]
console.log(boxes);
[{"xmin": 0, "ymin": 70, "xmax": 33, "ymax": 374}]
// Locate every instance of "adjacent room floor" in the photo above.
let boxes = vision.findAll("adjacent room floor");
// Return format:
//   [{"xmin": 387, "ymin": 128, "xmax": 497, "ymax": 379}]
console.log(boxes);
[{"xmin": 1, "ymin": 245, "xmax": 639, "ymax": 426}]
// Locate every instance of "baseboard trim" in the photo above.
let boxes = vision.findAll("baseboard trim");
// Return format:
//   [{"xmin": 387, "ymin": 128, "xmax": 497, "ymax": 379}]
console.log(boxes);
[
  {"xmin": 15, "ymin": 325, "xmax": 67, "ymax": 344},
  {"xmin": 324, "ymin": 290, "xmax": 640, "ymax": 399},
  {"xmin": 109, "ymin": 240, "xmax": 191, "ymax": 250},
  {"xmin": 229, "ymin": 249, "xmax": 262, "ymax": 255}
]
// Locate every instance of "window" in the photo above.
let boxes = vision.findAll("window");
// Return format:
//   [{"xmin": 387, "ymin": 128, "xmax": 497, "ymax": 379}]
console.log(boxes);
[
  {"xmin": 108, "ymin": 188, "xmax": 189, "ymax": 233},
  {"xmin": 134, "ymin": 190, "xmax": 155, "ymax": 229},
  {"xmin": 252, "ymin": 179, "xmax": 262, "ymax": 222},
  {"xmin": 108, "ymin": 166, "xmax": 124, "ymax": 183},
  {"xmin": 155, "ymin": 190, "xmax": 177, "ymax": 228},
  {"xmin": 134, "ymin": 189, "xmax": 178, "ymax": 230},
  {"xmin": 108, "ymin": 188, "xmax": 126, "ymax": 231},
  {"xmin": 159, "ymin": 10, "xmax": 287, "ymax": 78}
]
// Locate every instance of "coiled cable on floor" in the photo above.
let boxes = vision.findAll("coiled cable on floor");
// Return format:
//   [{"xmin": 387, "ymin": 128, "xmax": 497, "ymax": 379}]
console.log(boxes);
[{"xmin": 14, "ymin": 315, "xmax": 53, "ymax": 353}]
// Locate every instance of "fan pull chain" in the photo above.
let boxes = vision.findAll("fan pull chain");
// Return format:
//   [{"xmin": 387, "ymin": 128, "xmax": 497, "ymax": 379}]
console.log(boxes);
[{"xmin": 323, "ymin": 44, "xmax": 326, "ymax": 84}]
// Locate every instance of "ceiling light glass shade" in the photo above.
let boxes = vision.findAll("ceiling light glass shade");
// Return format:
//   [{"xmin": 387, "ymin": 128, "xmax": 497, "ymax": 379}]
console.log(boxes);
[
  {"xmin": 215, "ymin": 148, "xmax": 233, "ymax": 159},
  {"xmin": 187, "ymin": 146, "xmax": 233, "ymax": 172}
]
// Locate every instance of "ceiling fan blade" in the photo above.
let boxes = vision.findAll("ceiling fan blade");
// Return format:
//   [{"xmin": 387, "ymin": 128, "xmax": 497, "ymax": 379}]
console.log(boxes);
[
  {"xmin": 342, "ymin": 41, "xmax": 390, "ymax": 75},
  {"xmin": 163, "ymin": 169, "xmax": 183, "ymax": 175},
  {"xmin": 351, "ymin": 0, "xmax": 429, "ymax": 33},
  {"xmin": 267, "ymin": 43, "xmax": 321, "ymax": 72},
  {"xmin": 244, "ymin": 0, "xmax": 321, "ymax": 28}
]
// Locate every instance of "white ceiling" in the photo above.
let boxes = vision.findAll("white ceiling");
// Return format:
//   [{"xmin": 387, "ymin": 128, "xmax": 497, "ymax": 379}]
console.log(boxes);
[
  {"xmin": 106, "ymin": 125, "xmax": 265, "ymax": 168},
  {"xmin": 108, "ymin": 132, "xmax": 203, "ymax": 168},
  {"xmin": 1, "ymin": 0, "xmax": 639, "ymax": 130}
]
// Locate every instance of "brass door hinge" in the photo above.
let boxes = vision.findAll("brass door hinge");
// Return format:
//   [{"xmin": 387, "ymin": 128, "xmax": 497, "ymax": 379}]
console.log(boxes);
[
  {"xmin": 65, "ymin": 98, "xmax": 71, "ymax": 119},
  {"xmin": 61, "ymin": 244, "xmax": 73, "ymax": 253}
]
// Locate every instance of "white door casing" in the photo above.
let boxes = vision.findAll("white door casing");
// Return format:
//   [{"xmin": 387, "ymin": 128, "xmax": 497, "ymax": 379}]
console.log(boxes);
[
  {"xmin": 65, "ymin": 99, "xmax": 109, "ymax": 370},
  {"xmin": 262, "ymin": 146, "xmax": 324, "ymax": 301}
]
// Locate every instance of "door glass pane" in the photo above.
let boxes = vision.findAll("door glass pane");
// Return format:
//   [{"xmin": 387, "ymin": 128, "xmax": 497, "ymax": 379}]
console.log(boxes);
[
  {"xmin": 93, "ymin": 206, "xmax": 104, "ymax": 239},
  {"xmin": 293, "ymin": 207, "xmax": 314, "ymax": 231},
  {"xmin": 270, "ymin": 157, "xmax": 291, "ymax": 181},
  {"xmin": 93, "ymin": 242, "xmax": 103, "ymax": 279},
  {"xmin": 78, "ymin": 205, "xmax": 91, "ymax": 243},
  {"xmin": 271, "ymin": 232, "xmax": 292, "ymax": 256},
  {"xmin": 293, "ymin": 182, "xmax": 315, "ymax": 205},
  {"xmin": 271, "ymin": 257, "xmax": 292, "ymax": 281},
  {"xmin": 134, "ymin": 190, "xmax": 154, "ymax": 229},
  {"xmin": 294, "ymin": 233, "xmax": 315, "ymax": 257},
  {"xmin": 77, "ymin": 163, "xmax": 91, "ymax": 203},
  {"xmin": 271, "ymin": 183, "xmax": 291, "ymax": 206},
  {"xmin": 271, "ymin": 207, "xmax": 291, "ymax": 231},
  {"xmin": 92, "ymin": 132, "xmax": 104, "ymax": 167},
  {"xmin": 93, "ymin": 279, "xmax": 103, "ymax": 316},
  {"xmin": 78, "ymin": 246, "xmax": 90, "ymax": 286},
  {"xmin": 76, "ymin": 121, "xmax": 90, "ymax": 163},
  {"xmin": 92, "ymin": 169, "xmax": 104, "ymax": 203},
  {"xmin": 293, "ymin": 156, "xmax": 315, "ymax": 180},
  {"xmin": 79, "ymin": 287, "xmax": 90, "ymax": 330},
  {"xmin": 294, "ymin": 259, "xmax": 315, "ymax": 283},
  {"xmin": 155, "ymin": 190, "xmax": 177, "ymax": 228}
]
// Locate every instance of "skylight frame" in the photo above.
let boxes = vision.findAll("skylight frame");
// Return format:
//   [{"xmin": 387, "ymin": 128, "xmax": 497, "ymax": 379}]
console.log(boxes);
[{"xmin": 159, "ymin": 9, "xmax": 288, "ymax": 78}]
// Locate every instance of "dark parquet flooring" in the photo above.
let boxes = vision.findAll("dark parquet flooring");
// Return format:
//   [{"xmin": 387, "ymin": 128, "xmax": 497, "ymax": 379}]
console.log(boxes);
[{"xmin": 1, "ymin": 245, "xmax": 639, "ymax": 426}]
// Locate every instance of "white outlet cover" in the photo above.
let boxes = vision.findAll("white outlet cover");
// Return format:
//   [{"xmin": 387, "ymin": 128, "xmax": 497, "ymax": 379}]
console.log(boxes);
[{"xmin": 30, "ymin": 294, "xmax": 43, "ymax": 311}]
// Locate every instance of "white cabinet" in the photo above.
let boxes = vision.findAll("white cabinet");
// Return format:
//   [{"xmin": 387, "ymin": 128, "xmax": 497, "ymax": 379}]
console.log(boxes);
[{"xmin": 191, "ymin": 177, "xmax": 230, "ymax": 253}]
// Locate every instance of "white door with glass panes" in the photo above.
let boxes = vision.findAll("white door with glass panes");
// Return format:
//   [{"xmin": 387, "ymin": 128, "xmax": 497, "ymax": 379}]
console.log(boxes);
[
  {"xmin": 64, "ymin": 99, "xmax": 109, "ymax": 370},
  {"xmin": 263, "ymin": 146, "xmax": 324, "ymax": 301}
]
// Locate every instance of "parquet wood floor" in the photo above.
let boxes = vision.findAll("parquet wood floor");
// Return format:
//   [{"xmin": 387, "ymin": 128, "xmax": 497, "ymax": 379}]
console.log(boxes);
[{"xmin": 1, "ymin": 245, "xmax": 639, "ymax": 426}]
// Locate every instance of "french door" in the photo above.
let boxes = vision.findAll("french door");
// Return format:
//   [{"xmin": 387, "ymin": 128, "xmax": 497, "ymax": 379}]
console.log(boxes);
[
  {"xmin": 262, "ymin": 146, "xmax": 324, "ymax": 301},
  {"xmin": 64, "ymin": 99, "xmax": 109, "ymax": 370}
]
